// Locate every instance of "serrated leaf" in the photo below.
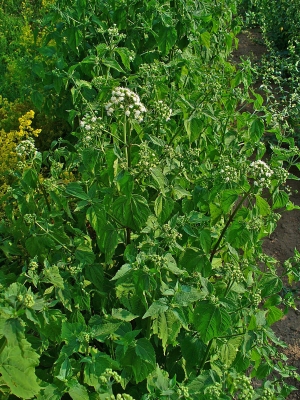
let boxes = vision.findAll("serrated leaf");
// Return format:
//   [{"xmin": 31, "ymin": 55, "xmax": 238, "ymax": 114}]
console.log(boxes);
[
  {"xmin": 156, "ymin": 25, "xmax": 177, "ymax": 55},
  {"xmin": 266, "ymin": 306, "xmax": 284, "ymax": 326},
  {"xmin": 259, "ymin": 274, "xmax": 283, "ymax": 297},
  {"xmin": 143, "ymin": 298, "xmax": 169, "ymax": 319},
  {"xmin": 256, "ymin": 194, "xmax": 271, "ymax": 216},
  {"xmin": 150, "ymin": 167, "xmax": 168, "ymax": 192},
  {"xmin": 65, "ymin": 182, "xmax": 89, "ymax": 200},
  {"xmin": 112, "ymin": 194, "xmax": 150, "ymax": 231},
  {"xmin": 154, "ymin": 195, "xmax": 174, "ymax": 223},
  {"xmin": 0, "ymin": 346, "xmax": 40, "ymax": 399},
  {"xmin": 249, "ymin": 117, "xmax": 264, "ymax": 142},
  {"xmin": 194, "ymin": 301, "xmax": 231, "ymax": 342},
  {"xmin": 111, "ymin": 263, "xmax": 132, "ymax": 281},
  {"xmin": 220, "ymin": 336, "xmax": 243, "ymax": 367},
  {"xmin": 152, "ymin": 310, "xmax": 181, "ymax": 353},
  {"xmin": 135, "ymin": 338, "xmax": 156, "ymax": 366},
  {"xmin": 272, "ymin": 190, "xmax": 289, "ymax": 209},
  {"xmin": 184, "ymin": 118, "xmax": 202, "ymax": 142},
  {"xmin": 221, "ymin": 189, "xmax": 239, "ymax": 213},
  {"xmin": 43, "ymin": 265, "xmax": 64, "ymax": 289},
  {"xmin": 112, "ymin": 308, "xmax": 138, "ymax": 321},
  {"xmin": 102, "ymin": 58, "xmax": 125, "ymax": 73},
  {"xmin": 68, "ymin": 380, "xmax": 89, "ymax": 400},
  {"xmin": 84, "ymin": 353, "xmax": 118, "ymax": 387},
  {"xmin": 115, "ymin": 47, "xmax": 132, "ymax": 70}
]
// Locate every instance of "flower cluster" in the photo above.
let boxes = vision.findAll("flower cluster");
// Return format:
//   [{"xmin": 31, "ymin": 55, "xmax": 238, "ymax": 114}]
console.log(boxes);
[
  {"xmin": 134, "ymin": 142, "xmax": 159, "ymax": 174},
  {"xmin": 153, "ymin": 100, "xmax": 172, "ymax": 121},
  {"xmin": 79, "ymin": 112, "xmax": 104, "ymax": 146},
  {"xmin": 223, "ymin": 263, "xmax": 244, "ymax": 283},
  {"xmin": 204, "ymin": 382, "xmax": 222, "ymax": 399},
  {"xmin": 248, "ymin": 160, "xmax": 273, "ymax": 188},
  {"xmin": 216, "ymin": 155, "xmax": 246, "ymax": 184},
  {"xmin": 15, "ymin": 137, "xmax": 37, "ymax": 158},
  {"xmin": 105, "ymin": 87, "xmax": 146, "ymax": 122}
]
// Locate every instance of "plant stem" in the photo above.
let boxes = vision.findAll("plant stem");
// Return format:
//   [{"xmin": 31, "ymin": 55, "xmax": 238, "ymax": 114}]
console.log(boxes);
[
  {"xmin": 210, "ymin": 187, "xmax": 252, "ymax": 263},
  {"xmin": 199, "ymin": 338, "xmax": 213, "ymax": 371}
]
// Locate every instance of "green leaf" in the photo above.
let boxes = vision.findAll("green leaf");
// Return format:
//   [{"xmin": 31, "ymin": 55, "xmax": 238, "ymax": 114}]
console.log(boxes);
[
  {"xmin": 154, "ymin": 195, "xmax": 174, "ymax": 223},
  {"xmin": 0, "ymin": 346, "xmax": 40, "ymax": 399},
  {"xmin": 0, "ymin": 319, "xmax": 40, "ymax": 399},
  {"xmin": 96, "ymin": 221, "xmax": 118, "ymax": 262},
  {"xmin": 68, "ymin": 379, "xmax": 89, "ymax": 400},
  {"xmin": 272, "ymin": 190, "xmax": 289, "ymax": 209},
  {"xmin": 150, "ymin": 167, "xmax": 168, "ymax": 192},
  {"xmin": 249, "ymin": 117, "xmax": 264, "ymax": 142},
  {"xmin": 112, "ymin": 194, "xmax": 151, "ymax": 231},
  {"xmin": 84, "ymin": 353, "xmax": 118, "ymax": 387},
  {"xmin": 194, "ymin": 301, "xmax": 231, "ymax": 342},
  {"xmin": 172, "ymin": 185, "xmax": 190, "ymax": 200},
  {"xmin": 118, "ymin": 340, "xmax": 155, "ymax": 383},
  {"xmin": 266, "ymin": 306, "xmax": 284, "ymax": 326},
  {"xmin": 39, "ymin": 46, "xmax": 56, "ymax": 57},
  {"xmin": 135, "ymin": 338, "xmax": 156, "ymax": 366},
  {"xmin": 43, "ymin": 265, "xmax": 64, "ymax": 289},
  {"xmin": 65, "ymin": 182, "xmax": 90, "ymax": 200},
  {"xmin": 256, "ymin": 195, "xmax": 271, "ymax": 216},
  {"xmin": 31, "ymin": 91, "xmax": 44, "ymax": 110},
  {"xmin": 184, "ymin": 118, "xmax": 203, "ymax": 142},
  {"xmin": 75, "ymin": 238, "xmax": 96, "ymax": 265},
  {"xmin": 180, "ymin": 335, "xmax": 206, "ymax": 370},
  {"xmin": 221, "ymin": 189, "xmax": 239, "ymax": 213},
  {"xmin": 84, "ymin": 264, "xmax": 104, "ymax": 291},
  {"xmin": 115, "ymin": 47, "xmax": 132, "ymax": 70},
  {"xmin": 259, "ymin": 274, "xmax": 283, "ymax": 297},
  {"xmin": 200, "ymin": 31, "xmax": 211, "ymax": 48},
  {"xmin": 219, "ymin": 336, "xmax": 243, "ymax": 368},
  {"xmin": 102, "ymin": 58, "xmax": 125, "ymax": 73},
  {"xmin": 36, "ymin": 384, "xmax": 61, "ymax": 400},
  {"xmin": 116, "ymin": 170, "xmax": 134, "ymax": 196},
  {"xmin": 156, "ymin": 26, "xmax": 177, "ymax": 55},
  {"xmin": 153, "ymin": 311, "xmax": 181, "ymax": 352},
  {"xmin": 199, "ymin": 229, "xmax": 211, "ymax": 254},
  {"xmin": 111, "ymin": 263, "xmax": 132, "ymax": 281},
  {"xmin": 143, "ymin": 298, "xmax": 169, "ymax": 319},
  {"xmin": 112, "ymin": 308, "xmax": 138, "ymax": 321}
]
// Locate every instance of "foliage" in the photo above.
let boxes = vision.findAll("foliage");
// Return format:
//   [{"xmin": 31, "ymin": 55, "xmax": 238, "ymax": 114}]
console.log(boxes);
[{"xmin": 0, "ymin": 1, "xmax": 300, "ymax": 399}]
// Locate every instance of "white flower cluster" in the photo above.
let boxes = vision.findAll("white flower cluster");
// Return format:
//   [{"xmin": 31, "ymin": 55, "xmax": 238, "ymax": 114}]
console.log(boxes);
[
  {"xmin": 15, "ymin": 138, "xmax": 37, "ymax": 158},
  {"xmin": 105, "ymin": 87, "xmax": 147, "ymax": 122},
  {"xmin": 249, "ymin": 160, "xmax": 273, "ymax": 188},
  {"xmin": 154, "ymin": 100, "xmax": 172, "ymax": 121},
  {"xmin": 79, "ymin": 112, "xmax": 104, "ymax": 146}
]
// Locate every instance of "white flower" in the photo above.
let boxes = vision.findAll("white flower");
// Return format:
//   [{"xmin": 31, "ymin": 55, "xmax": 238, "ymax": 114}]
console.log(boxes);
[
  {"xmin": 125, "ymin": 110, "xmax": 131, "ymax": 116},
  {"xmin": 85, "ymin": 124, "xmax": 91, "ymax": 131}
]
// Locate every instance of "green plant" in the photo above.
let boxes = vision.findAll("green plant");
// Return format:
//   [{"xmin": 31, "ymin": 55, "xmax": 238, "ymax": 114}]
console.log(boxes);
[
  {"xmin": 1, "ymin": 56, "xmax": 300, "ymax": 398},
  {"xmin": 1, "ymin": 1, "xmax": 300, "ymax": 399}
]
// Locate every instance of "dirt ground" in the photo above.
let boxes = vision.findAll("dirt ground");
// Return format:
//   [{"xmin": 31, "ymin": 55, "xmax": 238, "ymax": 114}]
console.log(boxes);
[{"xmin": 232, "ymin": 29, "xmax": 300, "ymax": 398}]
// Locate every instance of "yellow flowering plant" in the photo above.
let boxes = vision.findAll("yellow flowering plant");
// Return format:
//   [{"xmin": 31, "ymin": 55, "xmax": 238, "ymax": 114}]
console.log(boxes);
[{"xmin": 0, "ymin": 110, "xmax": 41, "ymax": 194}]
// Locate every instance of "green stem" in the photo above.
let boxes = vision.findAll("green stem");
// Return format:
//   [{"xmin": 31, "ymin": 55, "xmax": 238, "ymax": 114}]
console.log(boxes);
[
  {"xmin": 210, "ymin": 187, "xmax": 252, "ymax": 263},
  {"xmin": 199, "ymin": 338, "xmax": 213, "ymax": 371},
  {"xmin": 35, "ymin": 221, "xmax": 72, "ymax": 253},
  {"xmin": 38, "ymin": 182, "xmax": 51, "ymax": 212}
]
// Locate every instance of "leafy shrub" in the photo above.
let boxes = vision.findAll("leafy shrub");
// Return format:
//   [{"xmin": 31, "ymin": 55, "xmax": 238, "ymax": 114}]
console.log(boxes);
[
  {"xmin": 1, "ymin": 51, "xmax": 300, "ymax": 400},
  {"xmin": 0, "ymin": 1, "xmax": 300, "ymax": 399}
]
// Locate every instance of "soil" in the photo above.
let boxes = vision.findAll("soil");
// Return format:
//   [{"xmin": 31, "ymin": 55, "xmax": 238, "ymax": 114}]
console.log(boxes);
[{"xmin": 232, "ymin": 29, "xmax": 300, "ymax": 399}]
